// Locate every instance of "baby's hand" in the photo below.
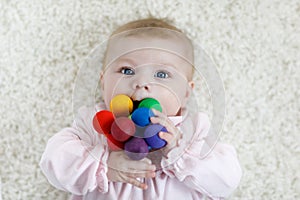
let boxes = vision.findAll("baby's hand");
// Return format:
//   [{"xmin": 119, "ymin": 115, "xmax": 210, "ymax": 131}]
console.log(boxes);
[
  {"xmin": 107, "ymin": 151, "xmax": 156, "ymax": 190},
  {"xmin": 150, "ymin": 109, "xmax": 183, "ymax": 158}
]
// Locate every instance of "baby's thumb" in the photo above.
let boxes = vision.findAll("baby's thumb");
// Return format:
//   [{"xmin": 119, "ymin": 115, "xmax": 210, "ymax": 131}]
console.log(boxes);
[
  {"xmin": 159, "ymin": 131, "xmax": 173, "ymax": 143},
  {"xmin": 140, "ymin": 157, "xmax": 152, "ymax": 165}
]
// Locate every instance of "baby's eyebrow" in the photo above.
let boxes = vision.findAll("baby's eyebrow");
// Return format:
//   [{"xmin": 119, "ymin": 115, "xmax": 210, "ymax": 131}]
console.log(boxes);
[
  {"xmin": 158, "ymin": 62, "xmax": 176, "ymax": 68},
  {"xmin": 151, "ymin": 63, "xmax": 180, "ymax": 72},
  {"xmin": 113, "ymin": 58, "xmax": 182, "ymax": 73},
  {"xmin": 115, "ymin": 57, "xmax": 136, "ymax": 66}
]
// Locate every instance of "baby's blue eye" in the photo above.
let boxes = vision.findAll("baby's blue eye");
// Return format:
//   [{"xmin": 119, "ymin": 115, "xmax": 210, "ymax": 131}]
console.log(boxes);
[
  {"xmin": 121, "ymin": 67, "xmax": 135, "ymax": 75},
  {"xmin": 155, "ymin": 71, "xmax": 169, "ymax": 79}
]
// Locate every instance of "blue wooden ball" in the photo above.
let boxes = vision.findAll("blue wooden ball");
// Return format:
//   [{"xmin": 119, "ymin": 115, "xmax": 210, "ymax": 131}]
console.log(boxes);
[
  {"xmin": 131, "ymin": 107, "xmax": 154, "ymax": 127},
  {"xmin": 144, "ymin": 124, "xmax": 167, "ymax": 149}
]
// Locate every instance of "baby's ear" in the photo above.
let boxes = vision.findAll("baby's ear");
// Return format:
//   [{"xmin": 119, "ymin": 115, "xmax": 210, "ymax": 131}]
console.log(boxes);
[
  {"xmin": 189, "ymin": 80, "xmax": 195, "ymax": 90},
  {"xmin": 182, "ymin": 80, "xmax": 194, "ymax": 108},
  {"xmin": 185, "ymin": 80, "xmax": 194, "ymax": 98}
]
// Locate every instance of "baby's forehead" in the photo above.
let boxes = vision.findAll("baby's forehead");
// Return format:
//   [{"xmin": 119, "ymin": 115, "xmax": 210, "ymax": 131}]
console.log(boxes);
[
  {"xmin": 106, "ymin": 33, "xmax": 194, "ymax": 66},
  {"xmin": 105, "ymin": 35, "xmax": 194, "ymax": 80}
]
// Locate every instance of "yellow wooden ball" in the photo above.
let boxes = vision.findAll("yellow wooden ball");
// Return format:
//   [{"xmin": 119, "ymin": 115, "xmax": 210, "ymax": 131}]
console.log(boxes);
[{"xmin": 110, "ymin": 94, "xmax": 133, "ymax": 117}]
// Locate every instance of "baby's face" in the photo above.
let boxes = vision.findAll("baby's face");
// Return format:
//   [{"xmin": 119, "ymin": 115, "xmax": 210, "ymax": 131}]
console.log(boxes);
[{"xmin": 101, "ymin": 35, "xmax": 194, "ymax": 116}]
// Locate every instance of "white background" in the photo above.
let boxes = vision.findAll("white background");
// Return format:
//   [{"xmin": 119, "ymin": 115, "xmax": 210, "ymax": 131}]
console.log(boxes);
[{"xmin": 0, "ymin": 0, "xmax": 299, "ymax": 199}]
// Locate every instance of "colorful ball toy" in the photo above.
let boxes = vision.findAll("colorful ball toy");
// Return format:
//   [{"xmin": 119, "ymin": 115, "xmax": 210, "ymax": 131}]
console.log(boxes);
[
  {"xmin": 93, "ymin": 94, "xmax": 167, "ymax": 160},
  {"xmin": 124, "ymin": 137, "xmax": 149, "ymax": 160},
  {"xmin": 92, "ymin": 110, "xmax": 114, "ymax": 135},
  {"xmin": 111, "ymin": 117, "xmax": 136, "ymax": 142},
  {"xmin": 138, "ymin": 98, "xmax": 162, "ymax": 112},
  {"xmin": 131, "ymin": 107, "xmax": 154, "ymax": 127},
  {"xmin": 110, "ymin": 94, "xmax": 133, "ymax": 117},
  {"xmin": 144, "ymin": 124, "xmax": 167, "ymax": 149}
]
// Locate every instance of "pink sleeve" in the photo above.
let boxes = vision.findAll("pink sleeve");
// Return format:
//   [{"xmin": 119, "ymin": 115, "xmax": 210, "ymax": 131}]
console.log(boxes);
[
  {"xmin": 161, "ymin": 113, "xmax": 242, "ymax": 199},
  {"xmin": 39, "ymin": 106, "xmax": 109, "ymax": 195}
]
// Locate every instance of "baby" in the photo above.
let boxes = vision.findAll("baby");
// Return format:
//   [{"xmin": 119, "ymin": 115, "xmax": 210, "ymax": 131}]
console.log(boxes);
[{"xmin": 40, "ymin": 18, "xmax": 242, "ymax": 200}]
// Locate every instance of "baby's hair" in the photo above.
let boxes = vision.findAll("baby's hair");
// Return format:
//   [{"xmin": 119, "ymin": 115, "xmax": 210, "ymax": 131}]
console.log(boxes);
[
  {"xmin": 110, "ymin": 18, "xmax": 183, "ymax": 36},
  {"xmin": 103, "ymin": 17, "xmax": 194, "ymax": 78}
]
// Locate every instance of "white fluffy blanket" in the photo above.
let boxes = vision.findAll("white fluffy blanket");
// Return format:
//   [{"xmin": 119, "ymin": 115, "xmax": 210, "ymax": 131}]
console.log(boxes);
[{"xmin": 0, "ymin": 0, "xmax": 299, "ymax": 199}]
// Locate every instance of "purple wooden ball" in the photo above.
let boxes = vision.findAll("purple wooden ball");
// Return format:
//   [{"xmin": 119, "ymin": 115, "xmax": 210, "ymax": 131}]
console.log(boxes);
[
  {"xmin": 124, "ymin": 137, "xmax": 149, "ymax": 160},
  {"xmin": 144, "ymin": 124, "xmax": 167, "ymax": 149}
]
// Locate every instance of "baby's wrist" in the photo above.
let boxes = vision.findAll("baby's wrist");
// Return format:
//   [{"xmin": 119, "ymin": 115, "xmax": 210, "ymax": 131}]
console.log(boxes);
[{"xmin": 162, "ymin": 132, "xmax": 183, "ymax": 157}]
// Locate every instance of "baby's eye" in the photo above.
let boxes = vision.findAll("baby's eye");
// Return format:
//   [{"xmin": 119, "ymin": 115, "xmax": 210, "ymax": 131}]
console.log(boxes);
[
  {"xmin": 120, "ymin": 67, "xmax": 135, "ymax": 75},
  {"xmin": 154, "ymin": 71, "xmax": 169, "ymax": 79}
]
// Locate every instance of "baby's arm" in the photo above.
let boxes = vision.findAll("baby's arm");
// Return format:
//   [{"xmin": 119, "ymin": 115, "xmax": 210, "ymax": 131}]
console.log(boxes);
[
  {"xmin": 152, "ymin": 111, "xmax": 242, "ymax": 199},
  {"xmin": 39, "ymin": 106, "xmax": 109, "ymax": 195}
]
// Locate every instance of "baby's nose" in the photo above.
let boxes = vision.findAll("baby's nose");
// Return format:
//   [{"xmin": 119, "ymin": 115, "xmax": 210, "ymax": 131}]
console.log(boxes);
[
  {"xmin": 132, "ymin": 76, "xmax": 151, "ymax": 91},
  {"xmin": 134, "ymin": 82, "xmax": 150, "ymax": 91}
]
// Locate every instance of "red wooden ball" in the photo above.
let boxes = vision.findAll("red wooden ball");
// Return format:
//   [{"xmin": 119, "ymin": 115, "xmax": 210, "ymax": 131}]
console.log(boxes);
[
  {"xmin": 93, "ymin": 110, "xmax": 115, "ymax": 135},
  {"xmin": 106, "ymin": 134, "xmax": 124, "ymax": 151},
  {"xmin": 111, "ymin": 117, "xmax": 136, "ymax": 142}
]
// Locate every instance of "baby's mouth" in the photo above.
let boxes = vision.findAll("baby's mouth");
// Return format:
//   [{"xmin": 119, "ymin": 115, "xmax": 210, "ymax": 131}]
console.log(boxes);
[
  {"xmin": 131, "ymin": 93, "xmax": 153, "ymax": 110},
  {"xmin": 131, "ymin": 94, "xmax": 147, "ymax": 109},
  {"xmin": 132, "ymin": 100, "xmax": 141, "ymax": 110},
  {"xmin": 131, "ymin": 96, "xmax": 152, "ymax": 110}
]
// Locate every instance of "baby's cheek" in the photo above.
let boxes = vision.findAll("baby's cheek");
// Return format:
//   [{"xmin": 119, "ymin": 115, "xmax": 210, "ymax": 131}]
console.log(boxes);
[
  {"xmin": 164, "ymin": 102, "xmax": 181, "ymax": 116},
  {"xmin": 108, "ymin": 83, "xmax": 130, "ymax": 96},
  {"xmin": 158, "ymin": 93, "xmax": 182, "ymax": 115}
]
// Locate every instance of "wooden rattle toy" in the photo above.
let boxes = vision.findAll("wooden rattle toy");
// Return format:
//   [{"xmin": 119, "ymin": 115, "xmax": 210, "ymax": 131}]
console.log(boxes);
[{"xmin": 93, "ymin": 95, "xmax": 167, "ymax": 160}]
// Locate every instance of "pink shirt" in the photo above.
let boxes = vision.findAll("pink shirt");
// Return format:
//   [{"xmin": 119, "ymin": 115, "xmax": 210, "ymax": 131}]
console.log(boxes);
[{"xmin": 40, "ymin": 104, "xmax": 242, "ymax": 200}]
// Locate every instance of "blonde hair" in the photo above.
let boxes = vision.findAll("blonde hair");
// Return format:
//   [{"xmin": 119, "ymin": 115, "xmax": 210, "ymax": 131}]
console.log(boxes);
[{"xmin": 111, "ymin": 18, "xmax": 183, "ymax": 36}]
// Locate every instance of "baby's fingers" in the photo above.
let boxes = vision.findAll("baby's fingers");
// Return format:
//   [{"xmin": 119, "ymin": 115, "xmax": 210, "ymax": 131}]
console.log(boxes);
[
  {"xmin": 128, "ymin": 177, "xmax": 148, "ymax": 190},
  {"xmin": 128, "ymin": 158, "xmax": 156, "ymax": 172},
  {"xmin": 126, "ymin": 171, "xmax": 156, "ymax": 181},
  {"xmin": 158, "ymin": 131, "xmax": 174, "ymax": 143},
  {"xmin": 150, "ymin": 109, "xmax": 176, "ymax": 134},
  {"xmin": 123, "ymin": 171, "xmax": 155, "ymax": 190}
]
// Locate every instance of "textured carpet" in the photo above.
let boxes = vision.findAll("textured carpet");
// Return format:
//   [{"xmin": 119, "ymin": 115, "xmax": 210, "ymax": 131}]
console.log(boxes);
[{"xmin": 0, "ymin": 0, "xmax": 299, "ymax": 199}]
